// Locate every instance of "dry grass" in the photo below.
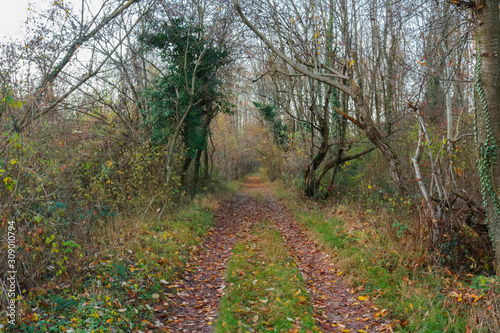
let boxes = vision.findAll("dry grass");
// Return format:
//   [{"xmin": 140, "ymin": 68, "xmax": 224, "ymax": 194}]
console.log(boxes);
[{"xmin": 272, "ymin": 180, "xmax": 500, "ymax": 332}]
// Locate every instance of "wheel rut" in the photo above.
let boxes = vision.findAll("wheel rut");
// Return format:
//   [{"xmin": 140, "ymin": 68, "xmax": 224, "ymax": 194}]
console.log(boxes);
[{"xmin": 162, "ymin": 177, "xmax": 392, "ymax": 332}]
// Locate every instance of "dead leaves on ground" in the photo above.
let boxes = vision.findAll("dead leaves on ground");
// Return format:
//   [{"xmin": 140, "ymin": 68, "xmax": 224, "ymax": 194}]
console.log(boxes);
[{"xmin": 160, "ymin": 176, "xmax": 394, "ymax": 332}]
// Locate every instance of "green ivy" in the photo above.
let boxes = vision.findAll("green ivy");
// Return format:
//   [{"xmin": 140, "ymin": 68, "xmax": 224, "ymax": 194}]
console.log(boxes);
[
  {"xmin": 473, "ymin": 48, "xmax": 500, "ymax": 244},
  {"xmin": 139, "ymin": 18, "xmax": 232, "ymax": 160}
]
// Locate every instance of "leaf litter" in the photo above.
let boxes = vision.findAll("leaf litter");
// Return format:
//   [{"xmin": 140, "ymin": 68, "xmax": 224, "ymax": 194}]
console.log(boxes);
[{"xmin": 162, "ymin": 176, "xmax": 393, "ymax": 332}]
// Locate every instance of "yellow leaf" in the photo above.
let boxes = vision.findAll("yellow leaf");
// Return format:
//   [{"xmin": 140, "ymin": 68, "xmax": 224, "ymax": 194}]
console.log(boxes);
[
  {"xmin": 471, "ymin": 293, "xmax": 482, "ymax": 303},
  {"xmin": 358, "ymin": 296, "xmax": 369, "ymax": 301},
  {"xmin": 337, "ymin": 271, "xmax": 343, "ymax": 276}
]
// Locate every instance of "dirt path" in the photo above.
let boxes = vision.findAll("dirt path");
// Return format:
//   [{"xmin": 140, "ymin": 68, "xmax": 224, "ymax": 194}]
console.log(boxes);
[
  {"xmin": 257, "ymin": 192, "xmax": 391, "ymax": 332},
  {"xmin": 163, "ymin": 177, "xmax": 392, "ymax": 332},
  {"xmin": 162, "ymin": 192, "xmax": 266, "ymax": 332}
]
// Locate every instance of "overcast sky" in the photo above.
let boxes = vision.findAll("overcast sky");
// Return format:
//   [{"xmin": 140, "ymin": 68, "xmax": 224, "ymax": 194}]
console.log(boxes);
[
  {"xmin": 0, "ymin": 0, "xmax": 86, "ymax": 42},
  {"xmin": 0, "ymin": 0, "xmax": 52, "ymax": 41}
]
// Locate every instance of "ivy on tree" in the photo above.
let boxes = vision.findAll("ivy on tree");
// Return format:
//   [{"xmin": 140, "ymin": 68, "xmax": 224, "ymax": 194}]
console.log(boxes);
[
  {"xmin": 140, "ymin": 17, "xmax": 232, "ymax": 188},
  {"xmin": 253, "ymin": 102, "xmax": 288, "ymax": 147}
]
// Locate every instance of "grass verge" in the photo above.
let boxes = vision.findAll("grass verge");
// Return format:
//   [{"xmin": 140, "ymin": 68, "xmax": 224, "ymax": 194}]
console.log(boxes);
[
  {"xmin": 2, "ymin": 181, "xmax": 242, "ymax": 333},
  {"xmin": 275, "ymin": 184, "xmax": 500, "ymax": 333},
  {"xmin": 216, "ymin": 222, "xmax": 317, "ymax": 333}
]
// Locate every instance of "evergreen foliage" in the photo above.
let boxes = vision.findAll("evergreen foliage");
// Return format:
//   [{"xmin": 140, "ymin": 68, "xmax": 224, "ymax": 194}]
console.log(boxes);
[
  {"xmin": 253, "ymin": 102, "xmax": 288, "ymax": 147},
  {"xmin": 140, "ymin": 18, "xmax": 232, "ymax": 159}
]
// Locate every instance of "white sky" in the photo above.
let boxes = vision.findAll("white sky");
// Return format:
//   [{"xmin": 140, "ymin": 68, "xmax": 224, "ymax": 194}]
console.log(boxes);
[
  {"xmin": 0, "ymin": 0, "xmax": 89, "ymax": 42},
  {"xmin": 0, "ymin": 0, "xmax": 48, "ymax": 41},
  {"xmin": 0, "ymin": 0, "xmax": 28, "ymax": 41}
]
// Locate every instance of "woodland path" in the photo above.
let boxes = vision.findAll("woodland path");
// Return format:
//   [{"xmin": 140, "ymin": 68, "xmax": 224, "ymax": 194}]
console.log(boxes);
[{"xmin": 162, "ymin": 177, "xmax": 392, "ymax": 332}]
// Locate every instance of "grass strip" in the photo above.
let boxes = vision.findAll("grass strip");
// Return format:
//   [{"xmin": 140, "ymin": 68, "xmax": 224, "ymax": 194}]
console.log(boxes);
[
  {"xmin": 216, "ymin": 222, "xmax": 317, "ymax": 333},
  {"xmin": 294, "ymin": 210, "xmax": 463, "ymax": 332}
]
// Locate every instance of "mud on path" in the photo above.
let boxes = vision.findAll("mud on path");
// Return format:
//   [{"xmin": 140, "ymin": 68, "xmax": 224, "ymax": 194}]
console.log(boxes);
[{"xmin": 163, "ymin": 176, "xmax": 392, "ymax": 332}]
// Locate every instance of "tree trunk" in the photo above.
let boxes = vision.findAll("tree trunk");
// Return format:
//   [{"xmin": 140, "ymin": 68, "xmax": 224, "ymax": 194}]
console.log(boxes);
[
  {"xmin": 473, "ymin": 0, "xmax": 500, "ymax": 270},
  {"xmin": 304, "ymin": 129, "xmax": 329, "ymax": 197},
  {"xmin": 304, "ymin": 86, "xmax": 332, "ymax": 197},
  {"xmin": 180, "ymin": 156, "xmax": 193, "ymax": 191},
  {"xmin": 327, "ymin": 149, "xmax": 343, "ymax": 193},
  {"xmin": 203, "ymin": 148, "xmax": 209, "ymax": 182},
  {"xmin": 193, "ymin": 149, "xmax": 203, "ymax": 191}
]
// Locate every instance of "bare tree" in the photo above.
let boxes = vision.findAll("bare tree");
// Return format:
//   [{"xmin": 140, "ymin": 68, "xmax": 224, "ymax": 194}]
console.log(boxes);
[
  {"xmin": 233, "ymin": 0, "xmax": 408, "ymax": 192},
  {"xmin": 0, "ymin": 0, "xmax": 143, "ymax": 133}
]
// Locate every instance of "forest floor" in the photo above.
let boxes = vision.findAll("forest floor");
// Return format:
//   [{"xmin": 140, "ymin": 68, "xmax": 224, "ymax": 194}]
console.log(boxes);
[
  {"xmin": 162, "ymin": 176, "xmax": 393, "ymax": 332},
  {"xmin": 6, "ymin": 175, "xmax": 499, "ymax": 333}
]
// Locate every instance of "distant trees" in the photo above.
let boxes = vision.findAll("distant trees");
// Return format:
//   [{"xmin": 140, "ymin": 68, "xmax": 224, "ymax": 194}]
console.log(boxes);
[
  {"xmin": 231, "ymin": 0, "xmax": 500, "ymax": 270},
  {"xmin": 253, "ymin": 102, "xmax": 288, "ymax": 148},
  {"xmin": 233, "ymin": 0, "xmax": 403, "ymax": 196}
]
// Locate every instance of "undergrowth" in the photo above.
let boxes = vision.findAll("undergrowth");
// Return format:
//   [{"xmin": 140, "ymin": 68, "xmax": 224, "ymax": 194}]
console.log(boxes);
[
  {"xmin": 0, "ymin": 181, "xmax": 241, "ymax": 332},
  {"xmin": 275, "ymin": 183, "xmax": 500, "ymax": 333}
]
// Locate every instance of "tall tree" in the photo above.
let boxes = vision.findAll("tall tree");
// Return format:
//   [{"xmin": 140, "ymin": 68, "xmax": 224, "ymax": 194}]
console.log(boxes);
[
  {"xmin": 472, "ymin": 0, "xmax": 500, "ymax": 268},
  {"xmin": 233, "ymin": 0, "xmax": 408, "ymax": 193},
  {"xmin": 140, "ymin": 17, "xmax": 232, "ymax": 189}
]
